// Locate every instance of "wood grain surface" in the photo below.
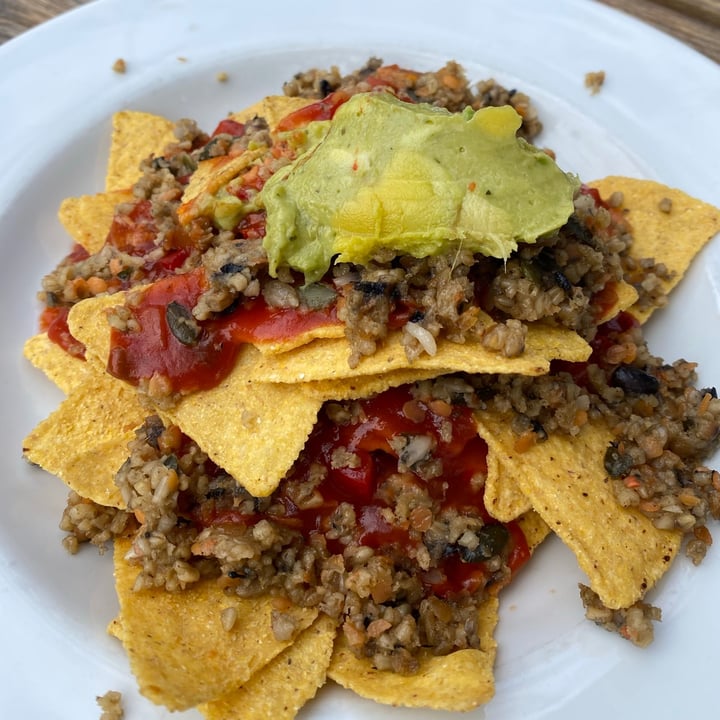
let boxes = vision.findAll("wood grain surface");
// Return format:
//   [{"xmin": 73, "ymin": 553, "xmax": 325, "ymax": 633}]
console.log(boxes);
[
  {"xmin": 1, "ymin": 0, "xmax": 85, "ymax": 43},
  {"xmin": 1, "ymin": 0, "xmax": 718, "ymax": 62}
]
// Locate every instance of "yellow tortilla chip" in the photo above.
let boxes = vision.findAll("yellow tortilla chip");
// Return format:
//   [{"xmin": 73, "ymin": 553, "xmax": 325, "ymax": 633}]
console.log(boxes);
[
  {"xmin": 304, "ymin": 369, "xmax": 440, "ymax": 403},
  {"xmin": 595, "ymin": 280, "xmax": 639, "ymax": 325},
  {"xmin": 248, "ymin": 322, "xmax": 591, "ymax": 384},
  {"xmin": 515, "ymin": 509, "xmax": 551, "ymax": 554},
  {"xmin": 162, "ymin": 354, "xmax": 323, "ymax": 497},
  {"xmin": 229, "ymin": 95, "xmax": 314, "ymax": 129},
  {"xmin": 113, "ymin": 538, "xmax": 318, "ymax": 711},
  {"xmin": 482, "ymin": 440, "xmax": 532, "ymax": 522},
  {"xmin": 107, "ymin": 615, "xmax": 124, "ymax": 640},
  {"xmin": 590, "ymin": 176, "xmax": 720, "ymax": 323},
  {"xmin": 180, "ymin": 96, "xmax": 312, "ymax": 222},
  {"xmin": 477, "ymin": 411, "xmax": 681, "ymax": 608},
  {"xmin": 22, "ymin": 371, "xmax": 144, "ymax": 508},
  {"xmin": 199, "ymin": 614, "xmax": 336, "ymax": 720},
  {"xmin": 66, "ymin": 293, "xmax": 134, "ymax": 366},
  {"xmin": 179, "ymin": 148, "xmax": 265, "ymax": 219},
  {"xmin": 106, "ymin": 110, "xmax": 176, "ymax": 191},
  {"xmin": 252, "ymin": 322, "xmax": 346, "ymax": 355},
  {"xmin": 68, "ymin": 295, "xmax": 325, "ymax": 498},
  {"xmin": 58, "ymin": 189, "xmax": 133, "ymax": 255},
  {"xmin": 23, "ymin": 333, "xmax": 88, "ymax": 395},
  {"xmin": 328, "ymin": 596, "xmax": 499, "ymax": 711}
]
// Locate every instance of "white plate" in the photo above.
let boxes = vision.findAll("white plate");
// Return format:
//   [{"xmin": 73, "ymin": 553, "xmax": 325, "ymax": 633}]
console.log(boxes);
[{"xmin": 2, "ymin": 1, "xmax": 719, "ymax": 718}]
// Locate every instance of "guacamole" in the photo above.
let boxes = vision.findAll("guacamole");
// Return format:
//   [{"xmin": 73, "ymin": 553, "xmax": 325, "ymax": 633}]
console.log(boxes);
[{"xmin": 260, "ymin": 93, "xmax": 578, "ymax": 283}]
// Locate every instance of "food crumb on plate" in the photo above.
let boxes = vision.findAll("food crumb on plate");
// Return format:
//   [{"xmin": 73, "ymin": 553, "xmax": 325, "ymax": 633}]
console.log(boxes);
[
  {"xmin": 97, "ymin": 690, "xmax": 124, "ymax": 720},
  {"xmin": 580, "ymin": 584, "xmax": 660, "ymax": 648},
  {"xmin": 216, "ymin": 71, "xmax": 229, "ymax": 82},
  {"xmin": 584, "ymin": 70, "xmax": 605, "ymax": 94},
  {"xmin": 111, "ymin": 58, "xmax": 126, "ymax": 74}
]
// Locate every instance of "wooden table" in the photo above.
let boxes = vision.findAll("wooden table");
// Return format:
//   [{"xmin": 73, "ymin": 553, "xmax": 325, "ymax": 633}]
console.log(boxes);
[{"xmin": 1, "ymin": 0, "xmax": 718, "ymax": 62}]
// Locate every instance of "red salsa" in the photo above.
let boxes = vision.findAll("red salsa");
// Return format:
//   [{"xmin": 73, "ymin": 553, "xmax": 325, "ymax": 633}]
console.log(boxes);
[
  {"xmin": 107, "ymin": 268, "xmax": 340, "ymax": 393},
  {"xmin": 40, "ymin": 305, "xmax": 86, "ymax": 359},
  {"xmin": 275, "ymin": 64, "xmax": 419, "ymax": 133},
  {"xmin": 106, "ymin": 199, "xmax": 194, "ymax": 283},
  {"xmin": 192, "ymin": 384, "xmax": 530, "ymax": 599},
  {"xmin": 551, "ymin": 310, "xmax": 640, "ymax": 389},
  {"xmin": 39, "ymin": 243, "xmax": 91, "ymax": 358}
]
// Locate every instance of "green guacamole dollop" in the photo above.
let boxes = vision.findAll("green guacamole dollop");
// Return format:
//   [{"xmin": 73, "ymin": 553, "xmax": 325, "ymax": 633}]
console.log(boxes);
[{"xmin": 260, "ymin": 93, "xmax": 578, "ymax": 283}]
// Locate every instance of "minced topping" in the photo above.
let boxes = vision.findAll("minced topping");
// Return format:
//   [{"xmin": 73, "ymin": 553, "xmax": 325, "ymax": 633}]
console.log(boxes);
[
  {"xmin": 39, "ymin": 59, "xmax": 673, "ymax": 395},
  {"xmin": 73, "ymin": 381, "xmax": 532, "ymax": 673},
  {"xmin": 48, "ymin": 60, "xmax": 720, "ymax": 663}
]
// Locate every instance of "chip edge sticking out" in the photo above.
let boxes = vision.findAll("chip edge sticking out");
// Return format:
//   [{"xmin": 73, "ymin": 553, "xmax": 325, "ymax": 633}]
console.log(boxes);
[
  {"xmin": 112, "ymin": 537, "xmax": 319, "ymax": 711},
  {"xmin": 589, "ymin": 176, "xmax": 720, "ymax": 324},
  {"xmin": 477, "ymin": 412, "xmax": 682, "ymax": 609},
  {"xmin": 327, "ymin": 595, "xmax": 499, "ymax": 712},
  {"xmin": 198, "ymin": 614, "xmax": 337, "ymax": 720}
]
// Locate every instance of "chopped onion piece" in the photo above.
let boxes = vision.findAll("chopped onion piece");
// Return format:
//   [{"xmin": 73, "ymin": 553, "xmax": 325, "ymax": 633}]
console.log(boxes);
[{"xmin": 404, "ymin": 321, "xmax": 438, "ymax": 356}]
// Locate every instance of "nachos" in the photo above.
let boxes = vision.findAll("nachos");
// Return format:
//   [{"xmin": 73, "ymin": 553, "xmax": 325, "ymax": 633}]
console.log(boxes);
[{"xmin": 23, "ymin": 58, "xmax": 720, "ymax": 717}]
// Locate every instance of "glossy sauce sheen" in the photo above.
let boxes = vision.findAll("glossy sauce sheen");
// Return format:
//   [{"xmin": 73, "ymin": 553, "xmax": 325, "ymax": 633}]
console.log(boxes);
[{"xmin": 108, "ymin": 268, "xmax": 338, "ymax": 391}]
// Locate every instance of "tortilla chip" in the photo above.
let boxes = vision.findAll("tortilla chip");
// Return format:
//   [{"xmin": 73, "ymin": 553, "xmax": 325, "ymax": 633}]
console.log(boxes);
[
  {"xmin": 477, "ymin": 411, "xmax": 681, "ymax": 608},
  {"xmin": 162, "ymin": 354, "xmax": 323, "ymax": 497},
  {"xmin": 515, "ymin": 509, "xmax": 551, "ymax": 554},
  {"xmin": 106, "ymin": 111, "xmax": 176, "ymax": 191},
  {"xmin": 590, "ymin": 177, "xmax": 720, "ymax": 323},
  {"xmin": 199, "ymin": 614, "xmax": 336, "ymax": 720},
  {"xmin": 22, "ymin": 371, "xmax": 144, "ymax": 508},
  {"xmin": 23, "ymin": 333, "xmax": 88, "ymax": 395},
  {"xmin": 328, "ymin": 595, "xmax": 498, "ymax": 711},
  {"xmin": 482, "ymin": 443, "xmax": 532, "ymax": 522},
  {"xmin": 68, "ymin": 296, "xmax": 325, "ymax": 497},
  {"xmin": 179, "ymin": 148, "xmax": 265, "ymax": 218},
  {"xmin": 58, "ymin": 189, "xmax": 133, "ymax": 255},
  {"xmin": 595, "ymin": 280, "xmax": 639, "ymax": 325},
  {"xmin": 113, "ymin": 538, "xmax": 318, "ymax": 711},
  {"xmin": 107, "ymin": 616, "xmax": 124, "ymax": 640},
  {"xmin": 229, "ymin": 95, "xmax": 314, "ymax": 130},
  {"xmin": 65, "ymin": 294, "xmax": 437, "ymax": 494},
  {"xmin": 252, "ymin": 322, "xmax": 346, "ymax": 355},
  {"xmin": 66, "ymin": 293, "xmax": 130, "ymax": 363},
  {"xmin": 304, "ymin": 369, "xmax": 440, "ymax": 403},
  {"xmin": 247, "ymin": 322, "xmax": 591, "ymax": 384}
]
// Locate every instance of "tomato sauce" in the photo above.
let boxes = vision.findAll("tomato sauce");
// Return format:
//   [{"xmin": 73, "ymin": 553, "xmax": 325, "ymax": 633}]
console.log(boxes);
[
  {"xmin": 551, "ymin": 310, "xmax": 640, "ymax": 389},
  {"xmin": 592, "ymin": 280, "xmax": 620, "ymax": 322},
  {"xmin": 276, "ymin": 90, "xmax": 352, "ymax": 132},
  {"xmin": 106, "ymin": 199, "xmax": 194, "ymax": 283},
  {"xmin": 191, "ymin": 384, "xmax": 530, "ymax": 599},
  {"xmin": 211, "ymin": 118, "xmax": 246, "ymax": 138},
  {"xmin": 107, "ymin": 268, "xmax": 340, "ymax": 392},
  {"xmin": 274, "ymin": 64, "xmax": 419, "ymax": 133},
  {"xmin": 39, "ymin": 243, "xmax": 91, "ymax": 358},
  {"xmin": 40, "ymin": 305, "xmax": 86, "ymax": 359}
]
